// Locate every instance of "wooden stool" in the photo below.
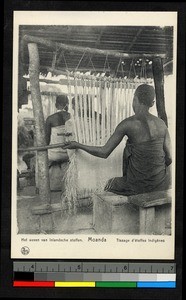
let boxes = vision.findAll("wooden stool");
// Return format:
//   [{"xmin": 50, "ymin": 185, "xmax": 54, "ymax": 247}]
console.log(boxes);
[
  {"xmin": 128, "ymin": 189, "xmax": 172, "ymax": 234},
  {"xmin": 93, "ymin": 190, "xmax": 172, "ymax": 235}
]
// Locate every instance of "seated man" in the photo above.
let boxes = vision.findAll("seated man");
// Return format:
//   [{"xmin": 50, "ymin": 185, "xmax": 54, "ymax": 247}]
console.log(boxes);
[
  {"xmin": 45, "ymin": 94, "xmax": 71, "ymax": 191},
  {"xmin": 46, "ymin": 94, "xmax": 70, "ymax": 167},
  {"xmin": 62, "ymin": 84, "xmax": 172, "ymax": 196}
]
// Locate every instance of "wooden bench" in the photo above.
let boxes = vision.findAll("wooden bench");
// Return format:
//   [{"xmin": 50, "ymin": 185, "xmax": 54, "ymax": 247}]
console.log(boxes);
[
  {"xmin": 128, "ymin": 190, "xmax": 172, "ymax": 234},
  {"xmin": 92, "ymin": 189, "xmax": 172, "ymax": 235}
]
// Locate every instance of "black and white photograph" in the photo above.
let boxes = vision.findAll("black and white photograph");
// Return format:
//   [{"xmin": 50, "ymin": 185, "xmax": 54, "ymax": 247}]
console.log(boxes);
[{"xmin": 11, "ymin": 11, "xmax": 177, "ymax": 259}]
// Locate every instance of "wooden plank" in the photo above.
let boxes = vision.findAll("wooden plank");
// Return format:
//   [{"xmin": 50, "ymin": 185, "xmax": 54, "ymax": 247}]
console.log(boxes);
[
  {"xmin": 129, "ymin": 197, "xmax": 171, "ymax": 208},
  {"xmin": 139, "ymin": 207, "xmax": 155, "ymax": 234},
  {"xmin": 128, "ymin": 189, "xmax": 172, "ymax": 208},
  {"xmin": 155, "ymin": 206, "xmax": 166, "ymax": 235},
  {"xmin": 96, "ymin": 192, "xmax": 129, "ymax": 205}
]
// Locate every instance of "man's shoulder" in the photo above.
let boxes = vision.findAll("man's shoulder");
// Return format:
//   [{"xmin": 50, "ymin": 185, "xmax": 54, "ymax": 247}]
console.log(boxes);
[
  {"xmin": 122, "ymin": 115, "xmax": 137, "ymax": 124},
  {"xmin": 46, "ymin": 111, "xmax": 70, "ymax": 123},
  {"xmin": 46, "ymin": 114, "xmax": 54, "ymax": 122},
  {"xmin": 46, "ymin": 111, "xmax": 60, "ymax": 120},
  {"xmin": 150, "ymin": 114, "xmax": 167, "ymax": 127},
  {"xmin": 46, "ymin": 113, "xmax": 59, "ymax": 124},
  {"xmin": 118, "ymin": 116, "xmax": 136, "ymax": 130}
]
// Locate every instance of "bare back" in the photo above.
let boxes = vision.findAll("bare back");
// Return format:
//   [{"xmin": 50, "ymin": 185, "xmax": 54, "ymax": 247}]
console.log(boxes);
[
  {"xmin": 125, "ymin": 113, "xmax": 167, "ymax": 144},
  {"xmin": 47, "ymin": 111, "xmax": 70, "ymax": 128},
  {"xmin": 45, "ymin": 111, "xmax": 70, "ymax": 145}
]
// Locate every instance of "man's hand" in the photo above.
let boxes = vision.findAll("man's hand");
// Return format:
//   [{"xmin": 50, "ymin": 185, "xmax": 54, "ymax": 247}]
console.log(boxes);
[{"xmin": 62, "ymin": 141, "xmax": 79, "ymax": 150}]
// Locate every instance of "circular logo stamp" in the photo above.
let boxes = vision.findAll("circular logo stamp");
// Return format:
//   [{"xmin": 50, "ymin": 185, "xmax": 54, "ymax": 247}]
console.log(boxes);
[{"xmin": 21, "ymin": 246, "xmax": 30, "ymax": 255}]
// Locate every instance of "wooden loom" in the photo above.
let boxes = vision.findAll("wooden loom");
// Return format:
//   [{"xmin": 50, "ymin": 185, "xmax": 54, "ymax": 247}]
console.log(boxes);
[
  {"xmin": 64, "ymin": 73, "xmax": 154, "ymax": 213},
  {"xmin": 21, "ymin": 35, "xmax": 168, "ymax": 229}
]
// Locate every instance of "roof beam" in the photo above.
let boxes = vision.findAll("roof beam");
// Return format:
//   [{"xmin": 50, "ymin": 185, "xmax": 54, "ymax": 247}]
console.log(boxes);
[{"xmin": 23, "ymin": 34, "xmax": 166, "ymax": 59}]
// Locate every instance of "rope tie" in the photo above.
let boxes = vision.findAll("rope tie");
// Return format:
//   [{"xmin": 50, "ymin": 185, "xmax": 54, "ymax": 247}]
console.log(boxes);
[
  {"xmin": 128, "ymin": 59, "xmax": 134, "ymax": 79},
  {"xmin": 89, "ymin": 55, "xmax": 96, "ymax": 73},
  {"xmin": 103, "ymin": 54, "xmax": 108, "ymax": 73},
  {"xmin": 116, "ymin": 58, "xmax": 122, "ymax": 77},
  {"xmin": 51, "ymin": 44, "xmax": 62, "ymax": 70},
  {"xmin": 75, "ymin": 50, "xmax": 86, "ymax": 71},
  {"xmin": 62, "ymin": 51, "xmax": 68, "ymax": 70},
  {"xmin": 140, "ymin": 58, "xmax": 146, "ymax": 79}
]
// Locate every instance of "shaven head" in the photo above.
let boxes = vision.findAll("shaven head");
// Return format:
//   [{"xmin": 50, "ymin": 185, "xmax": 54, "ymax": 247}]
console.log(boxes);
[
  {"xmin": 56, "ymin": 95, "xmax": 69, "ymax": 111},
  {"xmin": 135, "ymin": 84, "xmax": 155, "ymax": 107}
]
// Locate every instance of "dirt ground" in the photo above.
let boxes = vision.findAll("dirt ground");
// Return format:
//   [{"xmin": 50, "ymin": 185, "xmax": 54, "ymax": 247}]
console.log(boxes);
[
  {"xmin": 17, "ymin": 186, "xmax": 95, "ymax": 234},
  {"xmin": 17, "ymin": 185, "xmax": 140, "ymax": 235},
  {"xmin": 17, "ymin": 184, "xmax": 171, "ymax": 235}
]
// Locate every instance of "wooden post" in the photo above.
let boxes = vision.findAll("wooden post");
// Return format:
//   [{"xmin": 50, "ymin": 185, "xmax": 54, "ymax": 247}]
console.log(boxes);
[
  {"xmin": 152, "ymin": 57, "xmax": 168, "ymax": 126},
  {"xmin": 27, "ymin": 43, "xmax": 51, "ymax": 206}
]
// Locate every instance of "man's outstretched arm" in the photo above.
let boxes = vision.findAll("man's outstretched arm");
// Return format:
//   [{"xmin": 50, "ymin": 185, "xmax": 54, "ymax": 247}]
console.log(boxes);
[{"xmin": 62, "ymin": 121, "xmax": 127, "ymax": 158}]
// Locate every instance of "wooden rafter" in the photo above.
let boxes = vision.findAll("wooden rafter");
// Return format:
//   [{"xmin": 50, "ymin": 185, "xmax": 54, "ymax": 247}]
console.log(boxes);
[{"xmin": 23, "ymin": 35, "xmax": 166, "ymax": 59}]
